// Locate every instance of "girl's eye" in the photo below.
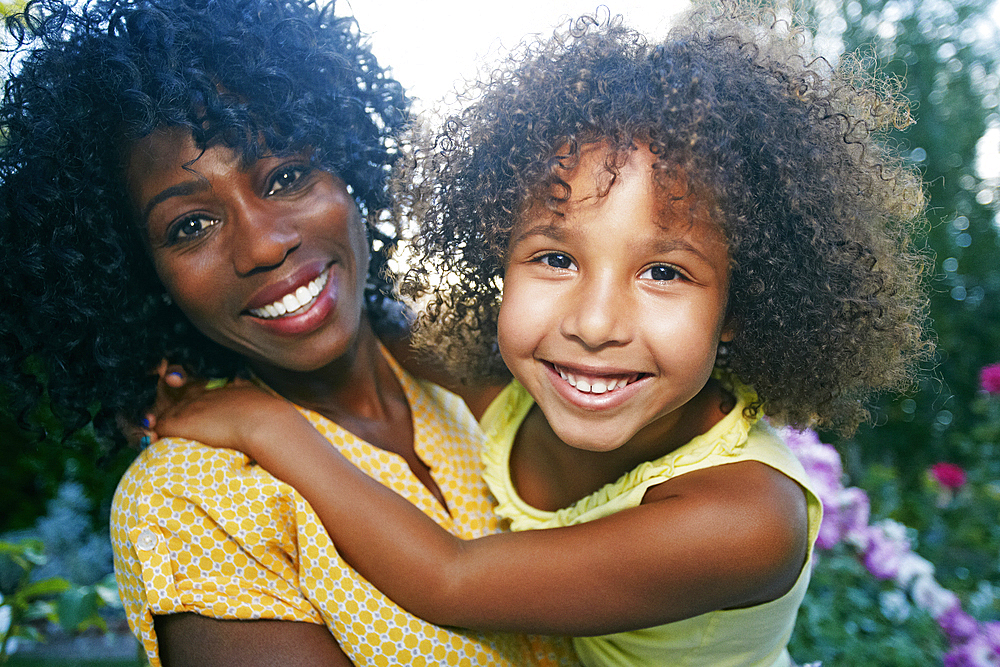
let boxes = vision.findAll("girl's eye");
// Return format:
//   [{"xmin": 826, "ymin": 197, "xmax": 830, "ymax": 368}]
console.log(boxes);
[
  {"xmin": 168, "ymin": 214, "xmax": 219, "ymax": 244},
  {"xmin": 539, "ymin": 253, "xmax": 576, "ymax": 270},
  {"xmin": 266, "ymin": 165, "xmax": 310, "ymax": 196},
  {"xmin": 641, "ymin": 265, "xmax": 682, "ymax": 282}
]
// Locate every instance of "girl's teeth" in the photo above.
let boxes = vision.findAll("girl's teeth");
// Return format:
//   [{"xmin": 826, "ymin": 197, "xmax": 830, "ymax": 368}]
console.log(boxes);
[
  {"xmin": 556, "ymin": 366, "xmax": 632, "ymax": 394},
  {"xmin": 251, "ymin": 271, "xmax": 328, "ymax": 319}
]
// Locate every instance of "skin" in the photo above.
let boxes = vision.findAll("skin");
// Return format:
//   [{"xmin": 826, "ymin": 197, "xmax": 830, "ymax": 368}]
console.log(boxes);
[
  {"xmin": 126, "ymin": 128, "xmax": 442, "ymax": 666},
  {"xmin": 498, "ymin": 144, "xmax": 734, "ymax": 509},
  {"xmin": 151, "ymin": 142, "xmax": 810, "ymax": 638}
]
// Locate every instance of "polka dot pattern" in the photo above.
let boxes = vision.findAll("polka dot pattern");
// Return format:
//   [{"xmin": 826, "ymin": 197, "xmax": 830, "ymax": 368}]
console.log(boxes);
[{"xmin": 111, "ymin": 353, "xmax": 580, "ymax": 666}]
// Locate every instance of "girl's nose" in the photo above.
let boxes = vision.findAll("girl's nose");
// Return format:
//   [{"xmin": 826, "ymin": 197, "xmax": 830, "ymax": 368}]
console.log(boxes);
[
  {"xmin": 231, "ymin": 203, "xmax": 301, "ymax": 276},
  {"xmin": 560, "ymin": 276, "xmax": 632, "ymax": 349}
]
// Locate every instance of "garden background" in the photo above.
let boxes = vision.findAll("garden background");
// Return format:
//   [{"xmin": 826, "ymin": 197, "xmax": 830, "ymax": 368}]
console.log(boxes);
[{"xmin": 1, "ymin": 0, "xmax": 999, "ymax": 664}]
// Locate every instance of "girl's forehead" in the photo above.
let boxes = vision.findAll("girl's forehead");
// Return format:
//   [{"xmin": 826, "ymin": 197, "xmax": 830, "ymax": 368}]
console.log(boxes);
[{"xmin": 519, "ymin": 144, "xmax": 721, "ymax": 236}]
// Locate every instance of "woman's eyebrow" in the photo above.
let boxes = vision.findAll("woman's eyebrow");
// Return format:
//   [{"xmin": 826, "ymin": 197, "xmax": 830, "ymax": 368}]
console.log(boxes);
[{"xmin": 140, "ymin": 180, "xmax": 208, "ymax": 225}]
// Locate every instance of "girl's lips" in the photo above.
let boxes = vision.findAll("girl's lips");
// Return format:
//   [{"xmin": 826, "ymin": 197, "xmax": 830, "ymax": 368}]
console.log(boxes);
[
  {"xmin": 545, "ymin": 361, "xmax": 650, "ymax": 410},
  {"xmin": 245, "ymin": 264, "xmax": 338, "ymax": 336}
]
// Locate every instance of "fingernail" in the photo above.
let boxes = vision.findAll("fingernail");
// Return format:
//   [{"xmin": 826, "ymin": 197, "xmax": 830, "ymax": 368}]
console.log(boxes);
[
  {"xmin": 139, "ymin": 435, "xmax": 151, "ymax": 449},
  {"xmin": 141, "ymin": 416, "xmax": 151, "ymax": 429},
  {"xmin": 167, "ymin": 371, "xmax": 184, "ymax": 381}
]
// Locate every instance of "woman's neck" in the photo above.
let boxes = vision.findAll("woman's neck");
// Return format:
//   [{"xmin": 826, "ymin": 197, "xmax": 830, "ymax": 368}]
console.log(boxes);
[
  {"xmin": 249, "ymin": 323, "xmax": 410, "ymax": 455},
  {"xmin": 248, "ymin": 322, "xmax": 448, "ymax": 509}
]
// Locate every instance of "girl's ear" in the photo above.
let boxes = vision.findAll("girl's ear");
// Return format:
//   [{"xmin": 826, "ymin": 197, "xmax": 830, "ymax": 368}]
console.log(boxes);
[{"xmin": 720, "ymin": 316, "xmax": 737, "ymax": 343}]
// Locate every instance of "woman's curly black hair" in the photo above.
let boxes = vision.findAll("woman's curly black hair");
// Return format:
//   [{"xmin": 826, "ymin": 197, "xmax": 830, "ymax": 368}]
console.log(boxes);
[
  {"xmin": 403, "ymin": 1, "xmax": 932, "ymax": 433},
  {"xmin": 0, "ymin": 0, "xmax": 409, "ymax": 445}
]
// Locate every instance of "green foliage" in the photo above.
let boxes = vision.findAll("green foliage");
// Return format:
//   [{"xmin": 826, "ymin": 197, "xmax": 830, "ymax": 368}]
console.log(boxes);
[
  {"xmin": 0, "ymin": 382, "xmax": 135, "ymax": 535},
  {"xmin": 805, "ymin": 0, "xmax": 1000, "ymax": 490},
  {"xmin": 0, "ymin": 540, "xmax": 120, "ymax": 664},
  {"xmin": 790, "ymin": 546, "xmax": 947, "ymax": 665}
]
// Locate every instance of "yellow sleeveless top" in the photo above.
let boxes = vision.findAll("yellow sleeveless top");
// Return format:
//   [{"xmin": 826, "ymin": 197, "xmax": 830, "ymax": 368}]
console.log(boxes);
[
  {"xmin": 112, "ymin": 352, "xmax": 580, "ymax": 667},
  {"xmin": 480, "ymin": 380, "xmax": 822, "ymax": 667}
]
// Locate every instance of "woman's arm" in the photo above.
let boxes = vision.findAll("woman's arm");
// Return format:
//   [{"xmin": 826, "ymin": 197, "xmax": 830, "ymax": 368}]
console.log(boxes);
[
  {"xmin": 153, "ymin": 384, "xmax": 809, "ymax": 636},
  {"xmin": 155, "ymin": 614, "xmax": 354, "ymax": 667}
]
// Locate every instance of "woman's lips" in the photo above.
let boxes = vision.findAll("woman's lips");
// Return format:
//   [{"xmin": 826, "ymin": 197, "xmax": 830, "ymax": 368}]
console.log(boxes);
[
  {"xmin": 248, "ymin": 270, "xmax": 329, "ymax": 318},
  {"xmin": 245, "ymin": 264, "xmax": 338, "ymax": 336}
]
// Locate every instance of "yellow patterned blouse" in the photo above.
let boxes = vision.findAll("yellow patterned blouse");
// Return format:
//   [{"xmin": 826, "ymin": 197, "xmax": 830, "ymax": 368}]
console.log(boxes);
[{"xmin": 111, "ymin": 352, "xmax": 580, "ymax": 667}]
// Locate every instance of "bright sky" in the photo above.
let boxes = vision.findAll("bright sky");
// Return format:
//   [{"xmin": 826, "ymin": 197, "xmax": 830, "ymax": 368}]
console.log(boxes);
[
  {"xmin": 345, "ymin": 0, "xmax": 1000, "ymax": 182},
  {"xmin": 345, "ymin": 0, "xmax": 691, "ymax": 111}
]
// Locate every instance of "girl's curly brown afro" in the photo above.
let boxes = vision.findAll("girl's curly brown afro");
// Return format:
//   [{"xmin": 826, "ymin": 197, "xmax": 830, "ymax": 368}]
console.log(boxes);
[{"xmin": 403, "ymin": 1, "xmax": 932, "ymax": 433}]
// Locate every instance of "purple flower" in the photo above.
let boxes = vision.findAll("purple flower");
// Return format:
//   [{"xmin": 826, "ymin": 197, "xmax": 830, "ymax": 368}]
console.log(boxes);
[
  {"xmin": 983, "ymin": 622, "xmax": 1000, "ymax": 654},
  {"xmin": 816, "ymin": 486, "xmax": 871, "ymax": 549},
  {"xmin": 781, "ymin": 427, "xmax": 843, "ymax": 494},
  {"xmin": 860, "ymin": 520, "xmax": 911, "ymax": 580},
  {"xmin": 943, "ymin": 635, "xmax": 1000, "ymax": 667},
  {"xmin": 939, "ymin": 603, "xmax": 982, "ymax": 644},
  {"xmin": 981, "ymin": 363, "xmax": 1000, "ymax": 395}
]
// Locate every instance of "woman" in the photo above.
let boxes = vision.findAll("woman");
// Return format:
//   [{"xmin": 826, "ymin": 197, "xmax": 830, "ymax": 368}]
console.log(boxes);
[{"xmin": 0, "ymin": 0, "xmax": 579, "ymax": 664}]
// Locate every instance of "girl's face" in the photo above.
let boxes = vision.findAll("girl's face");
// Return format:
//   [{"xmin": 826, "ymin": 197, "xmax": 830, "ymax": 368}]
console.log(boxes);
[
  {"xmin": 498, "ymin": 143, "xmax": 733, "ymax": 453},
  {"xmin": 126, "ymin": 127, "xmax": 371, "ymax": 378}
]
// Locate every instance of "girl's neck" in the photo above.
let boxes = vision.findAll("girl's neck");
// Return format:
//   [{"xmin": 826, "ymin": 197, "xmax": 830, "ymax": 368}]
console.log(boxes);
[{"xmin": 511, "ymin": 379, "xmax": 735, "ymax": 512}]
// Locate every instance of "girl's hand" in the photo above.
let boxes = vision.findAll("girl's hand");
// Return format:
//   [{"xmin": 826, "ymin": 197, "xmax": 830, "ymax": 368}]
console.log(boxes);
[{"xmin": 144, "ymin": 363, "xmax": 298, "ymax": 460}]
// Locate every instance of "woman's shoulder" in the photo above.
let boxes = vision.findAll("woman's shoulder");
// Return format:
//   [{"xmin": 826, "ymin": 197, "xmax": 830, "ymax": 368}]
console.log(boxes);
[{"xmin": 111, "ymin": 438, "xmax": 287, "ymax": 518}]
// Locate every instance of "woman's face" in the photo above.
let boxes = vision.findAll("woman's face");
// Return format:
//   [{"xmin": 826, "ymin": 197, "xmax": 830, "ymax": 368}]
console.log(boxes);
[{"xmin": 126, "ymin": 126, "xmax": 371, "ymax": 377}]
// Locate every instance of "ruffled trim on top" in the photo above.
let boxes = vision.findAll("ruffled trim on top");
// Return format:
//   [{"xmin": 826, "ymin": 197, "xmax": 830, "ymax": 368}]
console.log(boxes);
[{"xmin": 480, "ymin": 370, "xmax": 760, "ymax": 531}]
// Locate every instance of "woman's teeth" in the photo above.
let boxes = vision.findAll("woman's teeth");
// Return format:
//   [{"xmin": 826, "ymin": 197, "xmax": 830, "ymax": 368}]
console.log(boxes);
[
  {"xmin": 250, "ymin": 271, "xmax": 328, "ymax": 319},
  {"xmin": 556, "ymin": 367, "xmax": 637, "ymax": 394}
]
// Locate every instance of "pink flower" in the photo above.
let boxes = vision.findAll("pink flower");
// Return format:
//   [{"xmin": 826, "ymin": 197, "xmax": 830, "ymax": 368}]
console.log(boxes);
[
  {"xmin": 931, "ymin": 462, "xmax": 968, "ymax": 490},
  {"xmin": 981, "ymin": 363, "xmax": 1000, "ymax": 395}
]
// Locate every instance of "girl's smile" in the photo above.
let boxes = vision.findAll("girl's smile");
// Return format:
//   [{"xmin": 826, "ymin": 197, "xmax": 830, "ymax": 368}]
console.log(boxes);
[{"xmin": 498, "ymin": 142, "xmax": 733, "ymax": 458}]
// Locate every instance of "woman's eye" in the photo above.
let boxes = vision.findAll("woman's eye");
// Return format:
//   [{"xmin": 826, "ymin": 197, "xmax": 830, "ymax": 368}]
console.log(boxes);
[
  {"xmin": 539, "ymin": 253, "xmax": 575, "ymax": 270},
  {"xmin": 266, "ymin": 166, "xmax": 309, "ymax": 196},
  {"xmin": 169, "ymin": 215, "xmax": 219, "ymax": 243},
  {"xmin": 641, "ymin": 265, "xmax": 682, "ymax": 281}
]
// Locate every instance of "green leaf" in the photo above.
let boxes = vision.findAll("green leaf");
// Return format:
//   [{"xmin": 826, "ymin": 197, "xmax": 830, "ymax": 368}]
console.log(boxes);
[
  {"xmin": 18, "ymin": 577, "xmax": 71, "ymax": 600},
  {"xmin": 56, "ymin": 587, "xmax": 100, "ymax": 633}
]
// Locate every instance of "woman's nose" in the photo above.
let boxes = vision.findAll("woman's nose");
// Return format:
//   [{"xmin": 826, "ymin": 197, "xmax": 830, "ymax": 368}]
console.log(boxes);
[
  {"xmin": 560, "ymin": 276, "xmax": 632, "ymax": 349},
  {"xmin": 231, "ymin": 203, "xmax": 301, "ymax": 276}
]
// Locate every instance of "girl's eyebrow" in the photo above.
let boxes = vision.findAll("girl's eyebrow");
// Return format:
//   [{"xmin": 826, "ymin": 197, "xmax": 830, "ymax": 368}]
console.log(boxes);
[
  {"xmin": 510, "ymin": 221, "xmax": 569, "ymax": 247},
  {"xmin": 140, "ymin": 180, "xmax": 209, "ymax": 226},
  {"xmin": 649, "ymin": 236, "xmax": 702, "ymax": 255}
]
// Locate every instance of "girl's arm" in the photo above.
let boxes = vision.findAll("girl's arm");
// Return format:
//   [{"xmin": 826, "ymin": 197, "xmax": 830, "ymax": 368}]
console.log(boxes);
[{"xmin": 152, "ymin": 382, "xmax": 809, "ymax": 636}]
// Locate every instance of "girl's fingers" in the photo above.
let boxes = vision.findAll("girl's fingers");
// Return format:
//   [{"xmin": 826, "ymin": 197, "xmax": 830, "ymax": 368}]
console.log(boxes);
[{"xmin": 164, "ymin": 366, "xmax": 187, "ymax": 388}]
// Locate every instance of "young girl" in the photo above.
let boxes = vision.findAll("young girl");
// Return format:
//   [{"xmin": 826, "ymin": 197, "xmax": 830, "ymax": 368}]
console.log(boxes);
[{"xmin": 151, "ymin": 3, "xmax": 930, "ymax": 665}]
